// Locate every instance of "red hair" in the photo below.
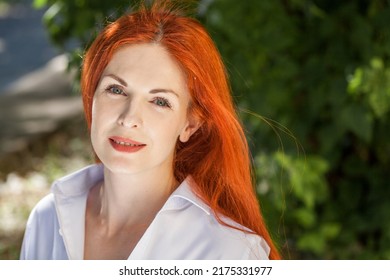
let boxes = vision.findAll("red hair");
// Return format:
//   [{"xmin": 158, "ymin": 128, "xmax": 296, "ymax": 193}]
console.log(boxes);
[{"xmin": 81, "ymin": 1, "xmax": 280, "ymax": 259}]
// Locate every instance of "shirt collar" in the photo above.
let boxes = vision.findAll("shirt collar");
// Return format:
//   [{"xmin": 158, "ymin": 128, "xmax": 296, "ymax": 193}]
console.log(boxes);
[
  {"xmin": 51, "ymin": 164, "xmax": 210, "ymax": 259},
  {"xmin": 161, "ymin": 175, "xmax": 211, "ymax": 215},
  {"xmin": 51, "ymin": 164, "xmax": 104, "ymax": 260}
]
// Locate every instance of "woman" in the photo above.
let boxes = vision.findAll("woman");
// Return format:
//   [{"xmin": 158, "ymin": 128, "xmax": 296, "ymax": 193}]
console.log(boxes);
[{"xmin": 20, "ymin": 1, "xmax": 280, "ymax": 260}]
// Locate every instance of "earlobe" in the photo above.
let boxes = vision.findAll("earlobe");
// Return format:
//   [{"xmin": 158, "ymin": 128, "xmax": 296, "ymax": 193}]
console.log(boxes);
[
  {"xmin": 179, "ymin": 126, "xmax": 197, "ymax": 143},
  {"xmin": 179, "ymin": 128, "xmax": 194, "ymax": 142},
  {"xmin": 179, "ymin": 118, "xmax": 202, "ymax": 143},
  {"xmin": 179, "ymin": 131, "xmax": 190, "ymax": 143}
]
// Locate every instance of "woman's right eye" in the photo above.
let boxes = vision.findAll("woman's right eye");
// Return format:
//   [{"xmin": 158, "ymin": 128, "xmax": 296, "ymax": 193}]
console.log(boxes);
[{"xmin": 105, "ymin": 85, "xmax": 125, "ymax": 96}]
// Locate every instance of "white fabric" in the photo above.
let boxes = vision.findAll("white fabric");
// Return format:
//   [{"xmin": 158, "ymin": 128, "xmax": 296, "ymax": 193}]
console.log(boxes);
[{"xmin": 20, "ymin": 164, "xmax": 270, "ymax": 260}]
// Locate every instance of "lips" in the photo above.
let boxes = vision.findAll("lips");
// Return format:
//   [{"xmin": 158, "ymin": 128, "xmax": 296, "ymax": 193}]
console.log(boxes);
[{"xmin": 109, "ymin": 136, "xmax": 146, "ymax": 153}]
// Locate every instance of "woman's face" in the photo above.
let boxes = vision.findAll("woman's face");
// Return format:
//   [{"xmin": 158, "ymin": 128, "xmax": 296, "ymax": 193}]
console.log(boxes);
[{"xmin": 91, "ymin": 43, "xmax": 197, "ymax": 175}]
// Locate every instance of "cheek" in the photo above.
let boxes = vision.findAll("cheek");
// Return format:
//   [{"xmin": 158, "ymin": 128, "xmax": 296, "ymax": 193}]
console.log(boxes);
[
  {"xmin": 147, "ymin": 117, "xmax": 182, "ymax": 145},
  {"xmin": 91, "ymin": 101, "xmax": 101, "ymax": 134},
  {"xmin": 90, "ymin": 115, "xmax": 101, "ymax": 151},
  {"xmin": 91, "ymin": 98, "xmax": 117, "ymax": 127},
  {"xmin": 90, "ymin": 100, "xmax": 110, "ymax": 143}
]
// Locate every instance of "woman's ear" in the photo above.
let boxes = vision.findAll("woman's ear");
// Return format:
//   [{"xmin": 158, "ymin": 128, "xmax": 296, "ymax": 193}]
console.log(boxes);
[{"xmin": 179, "ymin": 114, "xmax": 202, "ymax": 143}]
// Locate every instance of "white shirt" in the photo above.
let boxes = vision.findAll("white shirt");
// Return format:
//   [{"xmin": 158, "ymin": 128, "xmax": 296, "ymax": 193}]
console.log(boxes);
[{"xmin": 20, "ymin": 164, "xmax": 270, "ymax": 260}]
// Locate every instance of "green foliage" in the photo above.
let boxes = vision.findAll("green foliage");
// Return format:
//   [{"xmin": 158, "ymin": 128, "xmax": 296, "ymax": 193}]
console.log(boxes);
[
  {"xmin": 202, "ymin": 0, "xmax": 390, "ymax": 259},
  {"xmin": 348, "ymin": 57, "xmax": 390, "ymax": 118},
  {"xmin": 34, "ymin": 0, "xmax": 390, "ymax": 259}
]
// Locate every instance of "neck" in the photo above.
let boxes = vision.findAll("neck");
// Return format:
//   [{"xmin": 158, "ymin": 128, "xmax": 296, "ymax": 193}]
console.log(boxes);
[{"xmin": 90, "ymin": 166, "xmax": 178, "ymax": 235}]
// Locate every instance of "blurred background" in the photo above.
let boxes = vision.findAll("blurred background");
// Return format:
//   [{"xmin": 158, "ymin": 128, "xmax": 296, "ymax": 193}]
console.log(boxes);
[{"xmin": 0, "ymin": 0, "xmax": 389, "ymax": 259}]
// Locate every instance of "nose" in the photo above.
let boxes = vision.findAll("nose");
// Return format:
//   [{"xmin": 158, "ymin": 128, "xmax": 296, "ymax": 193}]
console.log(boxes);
[{"xmin": 117, "ymin": 97, "xmax": 143, "ymax": 128}]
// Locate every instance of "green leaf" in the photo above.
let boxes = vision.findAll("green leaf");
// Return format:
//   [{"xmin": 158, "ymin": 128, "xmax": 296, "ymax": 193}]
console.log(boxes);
[
  {"xmin": 33, "ymin": 0, "xmax": 48, "ymax": 9},
  {"xmin": 275, "ymin": 153, "xmax": 329, "ymax": 209},
  {"xmin": 348, "ymin": 68, "xmax": 363, "ymax": 94}
]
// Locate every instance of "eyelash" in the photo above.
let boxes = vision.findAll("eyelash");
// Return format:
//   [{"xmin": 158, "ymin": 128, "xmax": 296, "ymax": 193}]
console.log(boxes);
[
  {"xmin": 105, "ymin": 85, "xmax": 125, "ymax": 96},
  {"xmin": 104, "ymin": 84, "xmax": 172, "ymax": 109},
  {"xmin": 152, "ymin": 97, "xmax": 172, "ymax": 109}
]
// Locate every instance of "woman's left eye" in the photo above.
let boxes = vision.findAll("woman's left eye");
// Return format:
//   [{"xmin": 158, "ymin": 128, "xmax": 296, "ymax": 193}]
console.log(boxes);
[{"xmin": 153, "ymin": 97, "xmax": 172, "ymax": 108}]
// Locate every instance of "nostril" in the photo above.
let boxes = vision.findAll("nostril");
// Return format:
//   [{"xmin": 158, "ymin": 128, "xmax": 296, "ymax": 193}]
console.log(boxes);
[{"xmin": 118, "ymin": 118, "xmax": 140, "ymax": 128}]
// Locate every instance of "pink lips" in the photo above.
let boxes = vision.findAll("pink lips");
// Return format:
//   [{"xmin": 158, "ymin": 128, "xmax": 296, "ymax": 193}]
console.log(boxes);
[{"xmin": 109, "ymin": 136, "xmax": 146, "ymax": 153}]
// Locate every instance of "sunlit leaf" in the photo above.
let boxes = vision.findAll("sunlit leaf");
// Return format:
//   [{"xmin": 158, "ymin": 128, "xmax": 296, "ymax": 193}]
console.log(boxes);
[{"xmin": 33, "ymin": 0, "xmax": 48, "ymax": 9}]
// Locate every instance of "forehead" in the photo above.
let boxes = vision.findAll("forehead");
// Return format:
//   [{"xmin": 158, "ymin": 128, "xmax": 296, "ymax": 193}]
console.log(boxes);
[{"xmin": 102, "ymin": 43, "xmax": 187, "ymax": 90}]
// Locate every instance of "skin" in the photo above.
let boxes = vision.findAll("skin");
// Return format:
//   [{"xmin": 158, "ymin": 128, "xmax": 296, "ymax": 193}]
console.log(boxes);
[{"xmin": 84, "ymin": 43, "xmax": 200, "ymax": 259}]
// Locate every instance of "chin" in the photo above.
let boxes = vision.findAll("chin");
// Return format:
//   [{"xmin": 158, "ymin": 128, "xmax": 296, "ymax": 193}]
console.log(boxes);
[{"xmin": 98, "ymin": 154, "xmax": 141, "ymax": 175}]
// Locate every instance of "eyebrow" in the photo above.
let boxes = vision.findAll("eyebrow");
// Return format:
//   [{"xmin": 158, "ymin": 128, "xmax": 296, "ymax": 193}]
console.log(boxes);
[
  {"xmin": 149, "ymin": 88, "xmax": 179, "ymax": 98},
  {"xmin": 103, "ymin": 74, "xmax": 128, "ymax": 87},
  {"xmin": 103, "ymin": 73, "xmax": 180, "ymax": 98}
]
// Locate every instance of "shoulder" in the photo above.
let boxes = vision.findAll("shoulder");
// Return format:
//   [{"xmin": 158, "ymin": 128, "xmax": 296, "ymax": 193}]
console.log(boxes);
[
  {"xmin": 26, "ymin": 193, "xmax": 57, "ymax": 227},
  {"xmin": 151, "ymin": 177, "xmax": 270, "ymax": 259},
  {"xmin": 20, "ymin": 164, "xmax": 103, "ymax": 260},
  {"xmin": 214, "ymin": 215, "xmax": 271, "ymax": 259},
  {"xmin": 20, "ymin": 194, "xmax": 60, "ymax": 259},
  {"xmin": 187, "ymin": 204, "xmax": 270, "ymax": 259}
]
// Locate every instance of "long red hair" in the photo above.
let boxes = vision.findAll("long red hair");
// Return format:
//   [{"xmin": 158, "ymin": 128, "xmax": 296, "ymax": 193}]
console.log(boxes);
[{"xmin": 81, "ymin": 1, "xmax": 280, "ymax": 259}]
